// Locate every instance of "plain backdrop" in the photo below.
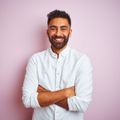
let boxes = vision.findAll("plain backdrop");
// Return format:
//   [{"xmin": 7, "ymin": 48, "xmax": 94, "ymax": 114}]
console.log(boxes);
[{"xmin": 0, "ymin": 0, "xmax": 120, "ymax": 120}]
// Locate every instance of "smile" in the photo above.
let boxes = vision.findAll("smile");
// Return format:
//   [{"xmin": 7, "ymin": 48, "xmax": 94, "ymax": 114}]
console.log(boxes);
[{"xmin": 53, "ymin": 37, "xmax": 64, "ymax": 43}]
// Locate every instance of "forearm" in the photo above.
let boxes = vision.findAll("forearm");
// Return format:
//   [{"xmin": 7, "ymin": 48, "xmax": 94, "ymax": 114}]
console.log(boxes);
[
  {"xmin": 37, "ymin": 86, "xmax": 75, "ymax": 108},
  {"xmin": 55, "ymin": 98, "xmax": 69, "ymax": 110}
]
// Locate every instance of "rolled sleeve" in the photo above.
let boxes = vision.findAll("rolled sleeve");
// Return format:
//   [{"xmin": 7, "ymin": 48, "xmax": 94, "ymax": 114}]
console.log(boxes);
[
  {"xmin": 22, "ymin": 55, "xmax": 40, "ymax": 108},
  {"xmin": 68, "ymin": 55, "xmax": 93, "ymax": 112}
]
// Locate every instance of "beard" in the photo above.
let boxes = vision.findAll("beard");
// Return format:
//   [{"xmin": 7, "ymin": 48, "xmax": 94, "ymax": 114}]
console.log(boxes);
[{"xmin": 48, "ymin": 34, "xmax": 70, "ymax": 50}]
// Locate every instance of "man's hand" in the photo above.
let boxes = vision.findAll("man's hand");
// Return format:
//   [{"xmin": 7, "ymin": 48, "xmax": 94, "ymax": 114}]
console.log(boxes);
[
  {"xmin": 37, "ymin": 85, "xmax": 75, "ymax": 98},
  {"xmin": 37, "ymin": 85, "xmax": 76, "ymax": 110},
  {"xmin": 65, "ymin": 86, "xmax": 76, "ymax": 97},
  {"xmin": 37, "ymin": 85, "xmax": 49, "ymax": 92}
]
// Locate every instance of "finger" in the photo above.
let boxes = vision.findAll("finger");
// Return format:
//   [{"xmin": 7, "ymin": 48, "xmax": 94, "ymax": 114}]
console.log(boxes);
[
  {"xmin": 37, "ymin": 85, "xmax": 48, "ymax": 92},
  {"xmin": 38, "ymin": 85, "xmax": 47, "ymax": 90},
  {"xmin": 38, "ymin": 86, "xmax": 47, "ymax": 91}
]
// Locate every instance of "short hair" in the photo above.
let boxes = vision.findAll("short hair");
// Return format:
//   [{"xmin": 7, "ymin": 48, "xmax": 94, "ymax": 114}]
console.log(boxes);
[{"xmin": 47, "ymin": 10, "xmax": 71, "ymax": 26}]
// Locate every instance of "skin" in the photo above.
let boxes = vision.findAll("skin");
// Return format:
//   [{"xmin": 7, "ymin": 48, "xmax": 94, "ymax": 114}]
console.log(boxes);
[
  {"xmin": 47, "ymin": 17, "xmax": 72, "ymax": 57},
  {"xmin": 37, "ymin": 17, "xmax": 75, "ymax": 110},
  {"xmin": 37, "ymin": 85, "xmax": 75, "ymax": 110}
]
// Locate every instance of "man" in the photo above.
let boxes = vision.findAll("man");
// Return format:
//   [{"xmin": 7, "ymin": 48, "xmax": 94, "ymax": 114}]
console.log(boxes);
[{"xmin": 22, "ymin": 10, "xmax": 93, "ymax": 120}]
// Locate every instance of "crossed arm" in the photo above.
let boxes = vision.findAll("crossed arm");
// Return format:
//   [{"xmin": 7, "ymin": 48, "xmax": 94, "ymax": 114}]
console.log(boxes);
[{"xmin": 37, "ymin": 85, "xmax": 76, "ymax": 110}]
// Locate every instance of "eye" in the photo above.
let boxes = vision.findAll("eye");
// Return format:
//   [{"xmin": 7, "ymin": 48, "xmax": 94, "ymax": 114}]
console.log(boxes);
[
  {"xmin": 61, "ymin": 26, "xmax": 68, "ymax": 31},
  {"xmin": 49, "ymin": 26, "xmax": 56, "ymax": 31}
]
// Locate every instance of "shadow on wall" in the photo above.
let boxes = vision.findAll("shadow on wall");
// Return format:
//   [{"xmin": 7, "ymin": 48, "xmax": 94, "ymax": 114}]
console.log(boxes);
[
  {"xmin": 16, "ymin": 64, "xmax": 33, "ymax": 120},
  {"xmin": 35, "ymin": 24, "xmax": 50, "ymax": 52},
  {"xmin": 14, "ymin": 26, "xmax": 49, "ymax": 120}
]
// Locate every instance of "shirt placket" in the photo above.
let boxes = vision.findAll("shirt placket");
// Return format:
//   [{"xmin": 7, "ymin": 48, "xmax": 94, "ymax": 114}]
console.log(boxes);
[
  {"xmin": 54, "ymin": 58, "xmax": 61, "ymax": 120},
  {"xmin": 55, "ymin": 58, "xmax": 61, "ymax": 90}
]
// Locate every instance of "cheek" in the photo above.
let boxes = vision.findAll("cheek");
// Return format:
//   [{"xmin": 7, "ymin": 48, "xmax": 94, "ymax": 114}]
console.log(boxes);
[
  {"xmin": 48, "ymin": 32, "xmax": 56, "ymax": 37},
  {"xmin": 47, "ymin": 32, "xmax": 52, "ymax": 37},
  {"xmin": 64, "ymin": 30, "xmax": 71, "ymax": 35},
  {"xmin": 64, "ymin": 32, "xmax": 70, "ymax": 37}
]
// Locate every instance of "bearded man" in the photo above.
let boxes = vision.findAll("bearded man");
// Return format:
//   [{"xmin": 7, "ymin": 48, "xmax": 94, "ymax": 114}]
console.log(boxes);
[{"xmin": 22, "ymin": 9, "xmax": 93, "ymax": 120}]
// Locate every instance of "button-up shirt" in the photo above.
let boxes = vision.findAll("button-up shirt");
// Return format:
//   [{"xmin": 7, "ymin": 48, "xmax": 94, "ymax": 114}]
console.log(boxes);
[{"xmin": 22, "ymin": 46, "xmax": 93, "ymax": 120}]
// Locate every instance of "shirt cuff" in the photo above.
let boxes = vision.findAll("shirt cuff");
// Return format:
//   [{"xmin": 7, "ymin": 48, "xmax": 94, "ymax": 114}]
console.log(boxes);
[
  {"xmin": 67, "ymin": 96, "xmax": 78, "ymax": 111},
  {"xmin": 30, "ymin": 92, "xmax": 40, "ymax": 108}
]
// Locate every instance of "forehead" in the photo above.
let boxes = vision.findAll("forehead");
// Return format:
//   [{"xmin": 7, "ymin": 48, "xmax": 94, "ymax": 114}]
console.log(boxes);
[{"xmin": 48, "ymin": 18, "xmax": 69, "ymax": 26}]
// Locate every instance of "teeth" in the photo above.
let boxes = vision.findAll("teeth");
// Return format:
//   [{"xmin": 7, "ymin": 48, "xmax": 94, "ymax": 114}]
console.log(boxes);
[{"xmin": 55, "ymin": 38, "xmax": 63, "ymax": 42}]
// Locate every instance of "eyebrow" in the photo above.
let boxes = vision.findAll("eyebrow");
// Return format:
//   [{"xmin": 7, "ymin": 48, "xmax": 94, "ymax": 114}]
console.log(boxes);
[{"xmin": 49, "ymin": 25, "xmax": 69, "ymax": 28}]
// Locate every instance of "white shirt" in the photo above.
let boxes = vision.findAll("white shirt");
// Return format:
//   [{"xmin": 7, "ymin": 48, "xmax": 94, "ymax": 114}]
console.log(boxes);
[{"xmin": 22, "ymin": 46, "xmax": 93, "ymax": 120}]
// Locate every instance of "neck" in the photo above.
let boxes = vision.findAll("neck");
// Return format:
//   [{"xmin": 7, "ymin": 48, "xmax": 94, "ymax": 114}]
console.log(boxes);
[{"xmin": 51, "ymin": 45, "xmax": 67, "ymax": 58}]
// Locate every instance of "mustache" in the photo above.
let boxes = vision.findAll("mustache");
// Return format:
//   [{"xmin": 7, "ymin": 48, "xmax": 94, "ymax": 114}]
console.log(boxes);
[{"xmin": 52, "ymin": 35, "xmax": 65, "ymax": 39}]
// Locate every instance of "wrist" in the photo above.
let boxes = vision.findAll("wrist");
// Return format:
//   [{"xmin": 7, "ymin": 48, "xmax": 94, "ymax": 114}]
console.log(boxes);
[
  {"xmin": 64, "ymin": 88, "xmax": 71, "ymax": 98},
  {"xmin": 64, "ymin": 87, "xmax": 75, "ymax": 98}
]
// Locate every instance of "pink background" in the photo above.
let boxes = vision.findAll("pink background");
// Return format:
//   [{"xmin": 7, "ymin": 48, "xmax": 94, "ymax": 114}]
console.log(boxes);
[{"xmin": 0, "ymin": 0, "xmax": 120, "ymax": 120}]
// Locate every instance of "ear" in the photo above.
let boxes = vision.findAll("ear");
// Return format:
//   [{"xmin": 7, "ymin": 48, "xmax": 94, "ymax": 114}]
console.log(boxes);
[
  {"xmin": 47, "ymin": 29, "xmax": 49, "ymax": 36},
  {"xmin": 69, "ymin": 28, "xmax": 72, "ymax": 37}
]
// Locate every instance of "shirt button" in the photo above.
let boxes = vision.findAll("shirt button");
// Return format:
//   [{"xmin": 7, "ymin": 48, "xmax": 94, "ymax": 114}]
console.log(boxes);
[{"xmin": 57, "ymin": 72, "xmax": 59, "ymax": 75}]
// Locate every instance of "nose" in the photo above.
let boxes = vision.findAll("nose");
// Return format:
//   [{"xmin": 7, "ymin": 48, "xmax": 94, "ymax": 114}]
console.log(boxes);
[{"xmin": 55, "ymin": 28, "xmax": 62, "ymax": 36}]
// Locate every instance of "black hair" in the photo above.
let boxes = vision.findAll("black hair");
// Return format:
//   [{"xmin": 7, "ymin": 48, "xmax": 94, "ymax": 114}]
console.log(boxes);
[{"xmin": 47, "ymin": 10, "xmax": 71, "ymax": 26}]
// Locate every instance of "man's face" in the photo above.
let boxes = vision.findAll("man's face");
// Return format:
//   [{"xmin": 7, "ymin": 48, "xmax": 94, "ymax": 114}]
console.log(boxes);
[{"xmin": 47, "ymin": 18, "xmax": 72, "ymax": 50}]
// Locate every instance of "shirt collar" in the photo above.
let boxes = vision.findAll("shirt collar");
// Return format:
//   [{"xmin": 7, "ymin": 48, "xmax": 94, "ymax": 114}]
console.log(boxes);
[{"xmin": 48, "ymin": 46, "xmax": 70, "ymax": 58}]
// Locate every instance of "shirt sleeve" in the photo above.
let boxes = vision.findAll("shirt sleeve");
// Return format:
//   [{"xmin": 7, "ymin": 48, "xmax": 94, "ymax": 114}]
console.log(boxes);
[
  {"xmin": 68, "ymin": 55, "xmax": 93, "ymax": 112},
  {"xmin": 22, "ymin": 55, "xmax": 40, "ymax": 108}
]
